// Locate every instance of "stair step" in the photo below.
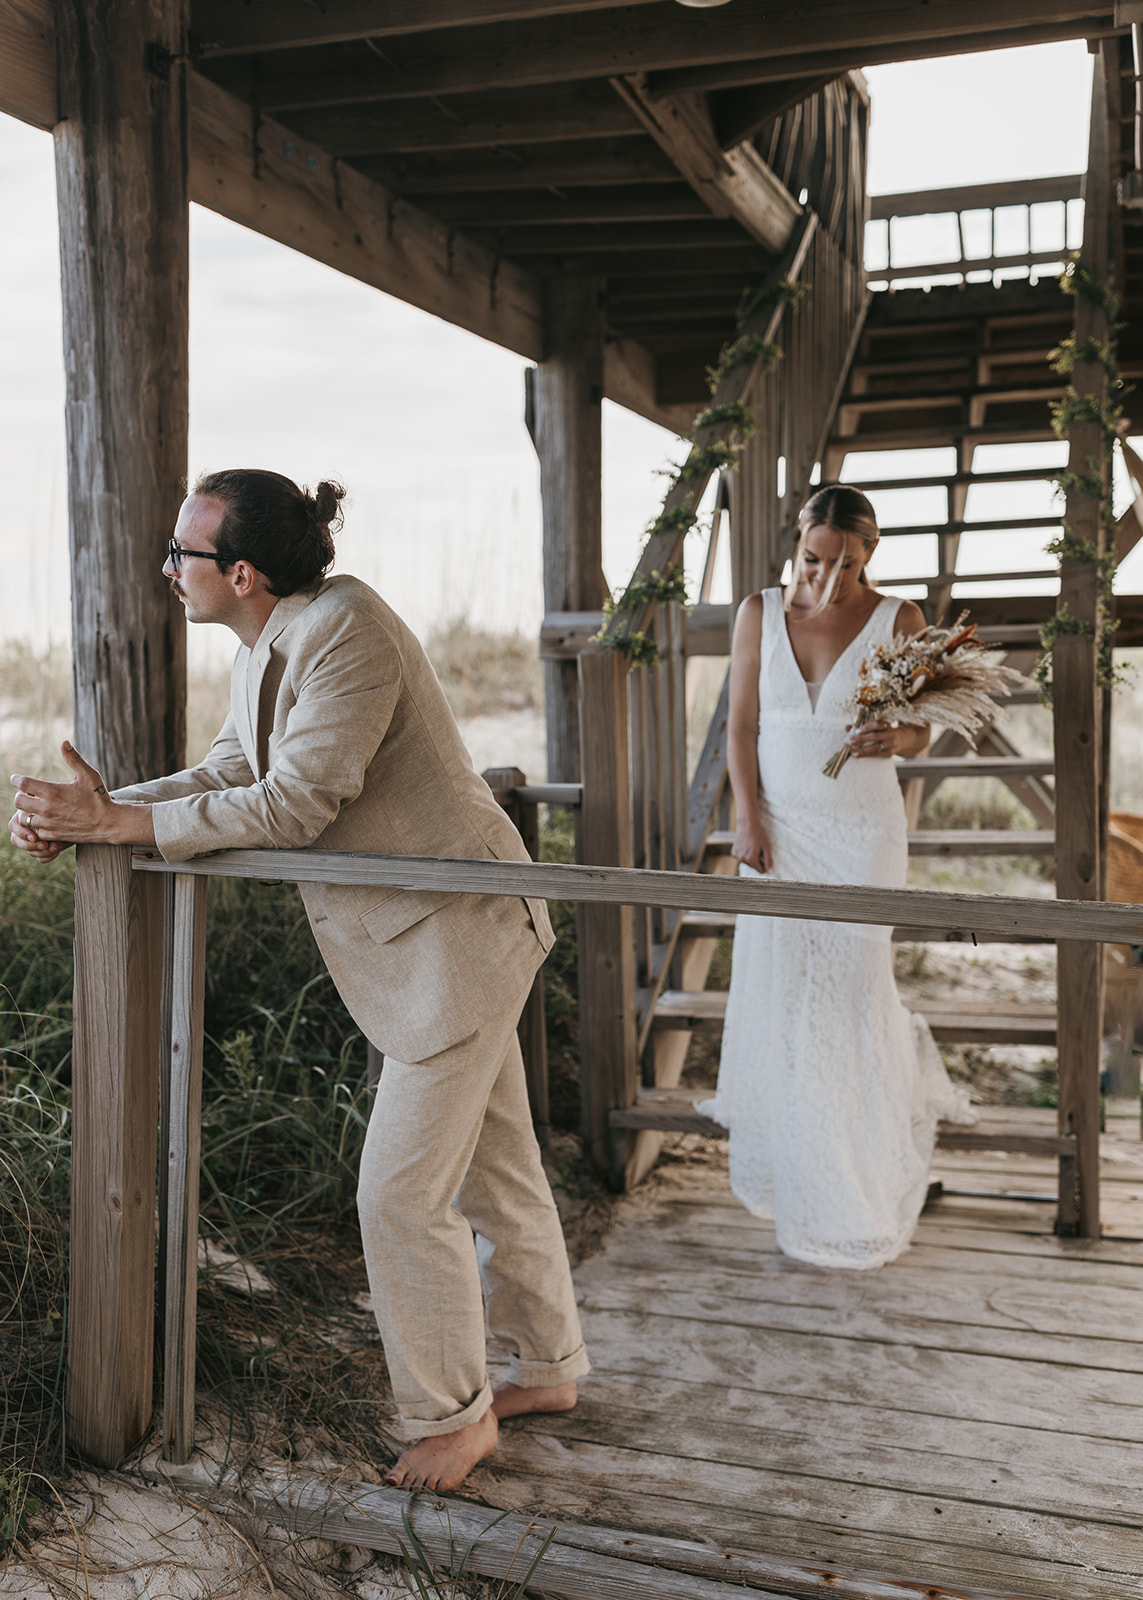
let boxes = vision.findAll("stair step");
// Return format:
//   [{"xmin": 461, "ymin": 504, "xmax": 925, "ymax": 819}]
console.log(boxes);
[
  {"xmin": 652, "ymin": 989, "xmax": 1057, "ymax": 1044},
  {"xmin": 611, "ymin": 1088, "xmax": 1075, "ymax": 1156},
  {"xmin": 679, "ymin": 910, "xmax": 1052, "ymax": 944},
  {"xmin": 704, "ymin": 828, "xmax": 1054, "ymax": 858},
  {"xmin": 908, "ymin": 829, "xmax": 1054, "ymax": 856},
  {"xmin": 896, "ymin": 756, "xmax": 1053, "ymax": 780}
]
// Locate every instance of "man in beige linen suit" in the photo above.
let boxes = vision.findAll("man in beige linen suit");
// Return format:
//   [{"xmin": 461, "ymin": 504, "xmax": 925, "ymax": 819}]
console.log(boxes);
[{"xmin": 9, "ymin": 468, "xmax": 589, "ymax": 1491}]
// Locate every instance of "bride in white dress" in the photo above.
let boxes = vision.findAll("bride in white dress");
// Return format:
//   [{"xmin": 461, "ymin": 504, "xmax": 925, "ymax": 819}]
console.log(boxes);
[{"xmin": 701, "ymin": 486, "xmax": 974, "ymax": 1269}]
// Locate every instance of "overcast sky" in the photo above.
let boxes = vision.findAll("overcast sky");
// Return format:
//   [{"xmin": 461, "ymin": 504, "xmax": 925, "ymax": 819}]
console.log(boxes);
[{"xmin": 0, "ymin": 38, "xmax": 1102, "ymax": 666}]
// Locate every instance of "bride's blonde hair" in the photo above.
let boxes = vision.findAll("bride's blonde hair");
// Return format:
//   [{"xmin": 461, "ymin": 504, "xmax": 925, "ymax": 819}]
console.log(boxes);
[{"xmin": 784, "ymin": 485, "xmax": 880, "ymax": 617}]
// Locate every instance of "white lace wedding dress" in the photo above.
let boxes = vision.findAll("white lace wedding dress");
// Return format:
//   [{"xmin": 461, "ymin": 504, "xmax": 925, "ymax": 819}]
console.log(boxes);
[{"xmin": 699, "ymin": 587, "xmax": 975, "ymax": 1269}]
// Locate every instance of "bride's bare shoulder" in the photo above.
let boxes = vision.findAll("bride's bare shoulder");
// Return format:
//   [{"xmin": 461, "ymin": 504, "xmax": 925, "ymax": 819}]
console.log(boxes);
[{"xmin": 891, "ymin": 597, "xmax": 926, "ymax": 636}]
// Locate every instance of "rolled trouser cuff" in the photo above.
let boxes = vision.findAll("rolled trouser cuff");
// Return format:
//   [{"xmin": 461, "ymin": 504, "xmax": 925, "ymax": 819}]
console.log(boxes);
[
  {"xmin": 507, "ymin": 1343, "xmax": 591, "ymax": 1389},
  {"xmin": 398, "ymin": 1377, "xmax": 494, "ymax": 1442}
]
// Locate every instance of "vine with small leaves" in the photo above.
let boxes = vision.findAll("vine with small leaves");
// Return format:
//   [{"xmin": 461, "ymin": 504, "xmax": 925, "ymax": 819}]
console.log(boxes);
[
  {"xmin": 1037, "ymin": 263, "xmax": 1126, "ymax": 699},
  {"xmin": 596, "ymin": 275, "xmax": 804, "ymax": 663}
]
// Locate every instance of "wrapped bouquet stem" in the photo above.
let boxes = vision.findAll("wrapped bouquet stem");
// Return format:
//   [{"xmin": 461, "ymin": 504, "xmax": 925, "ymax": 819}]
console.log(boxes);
[{"xmin": 823, "ymin": 614, "xmax": 1025, "ymax": 779}]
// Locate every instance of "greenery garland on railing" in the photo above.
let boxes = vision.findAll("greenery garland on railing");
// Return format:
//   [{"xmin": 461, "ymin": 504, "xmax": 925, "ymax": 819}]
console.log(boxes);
[
  {"xmin": 1035, "ymin": 261, "xmax": 1128, "ymax": 699},
  {"xmin": 596, "ymin": 277, "xmax": 807, "ymax": 665}
]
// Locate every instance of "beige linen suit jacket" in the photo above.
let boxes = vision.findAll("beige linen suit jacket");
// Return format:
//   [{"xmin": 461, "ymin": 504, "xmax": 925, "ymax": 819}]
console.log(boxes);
[{"xmin": 116, "ymin": 575, "xmax": 554, "ymax": 1062}]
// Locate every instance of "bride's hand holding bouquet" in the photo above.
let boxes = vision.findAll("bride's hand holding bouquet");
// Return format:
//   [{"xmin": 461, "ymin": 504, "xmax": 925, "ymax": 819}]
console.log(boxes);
[{"xmin": 823, "ymin": 614, "xmax": 1025, "ymax": 779}]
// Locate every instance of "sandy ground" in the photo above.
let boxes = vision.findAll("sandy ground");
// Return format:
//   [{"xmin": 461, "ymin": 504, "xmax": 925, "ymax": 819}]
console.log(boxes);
[{"xmin": 0, "ymin": 1469, "xmax": 445, "ymax": 1600}]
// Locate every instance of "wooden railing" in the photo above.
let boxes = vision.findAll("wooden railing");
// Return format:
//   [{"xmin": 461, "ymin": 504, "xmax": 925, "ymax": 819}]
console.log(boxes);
[
  {"xmin": 67, "ymin": 823, "xmax": 1141, "ymax": 1468},
  {"xmin": 865, "ymin": 174, "xmax": 1084, "ymax": 288}
]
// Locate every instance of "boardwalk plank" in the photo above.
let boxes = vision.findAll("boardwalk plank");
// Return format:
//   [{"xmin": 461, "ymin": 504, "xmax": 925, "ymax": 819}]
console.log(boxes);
[
  {"xmin": 574, "ymin": 1270, "xmax": 1143, "ymax": 1369},
  {"xmin": 506, "ymin": 1383, "xmax": 1143, "ymax": 1527},
  {"xmin": 482, "ymin": 1435, "xmax": 1143, "ymax": 1591},
  {"xmin": 572, "ymin": 1307, "xmax": 1143, "ymax": 1440}
]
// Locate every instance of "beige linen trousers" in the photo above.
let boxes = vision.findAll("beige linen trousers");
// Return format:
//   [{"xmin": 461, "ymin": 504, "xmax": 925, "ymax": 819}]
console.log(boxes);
[{"xmin": 117, "ymin": 575, "xmax": 588, "ymax": 1437}]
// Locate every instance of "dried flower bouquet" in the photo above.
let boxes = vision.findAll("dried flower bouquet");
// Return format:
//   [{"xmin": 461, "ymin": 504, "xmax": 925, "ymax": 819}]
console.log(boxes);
[{"xmin": 822, "ymin": 613, "xmax": 1026, "ymax": 779}]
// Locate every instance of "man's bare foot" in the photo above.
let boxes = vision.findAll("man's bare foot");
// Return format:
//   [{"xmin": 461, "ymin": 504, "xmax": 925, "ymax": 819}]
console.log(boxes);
[
  {"xmin": 491, "ymin": 1380, "xmax": 578, "ymax": 1420},
  {"xmin": 385, "ymin": 1408, "xmax": 498, "ymax": 1492}
]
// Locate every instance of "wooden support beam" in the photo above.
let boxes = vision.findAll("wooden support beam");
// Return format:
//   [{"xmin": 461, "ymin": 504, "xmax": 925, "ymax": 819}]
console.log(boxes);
[
  {"xmin": 711, "ymin": 75, "xmax": 837, "ymax": 151},
  {"xmin": 70, "ymin": 849, "xmax": 165, "ymax": 1466},
  {"xmin": 283, "ymin": 86, "xmax": 643, "ymax": 156},
  {"xmin": 601, "ymin": 338, "xmax": 695, "ymax": 437},
  {"xmin": 192, "ymin": 0, "xmax": 666, "ymax": 55},
  {"xmin": 577, "ymin": 650, "xmax": 638, "ymax": 1179},
  {"xmin": 382, "ymin": 139, "xmax": 679, "ymax": 194},
  {"xmin": 207, "ymin": 4, "xmax": 1116, "ymax": 111},
  {"xmin": 431, "ymin": 184, "xmax": 710, "ymax": 227},
  {"xmin": 528, "ymin": 278, "xmax": 606, "ymax": 781},
  {"xmin": 649, "ymin": 16, "xmax": 1117, "ymax": 97},
  {"xmin": 0, "ymin": 0, "xmax": 56, "ymax": 128},
  {"xmin": 56, "ymin": 0, "xmax": 192, "ymax": 1467},
  {"xmin": 1052, "ymin": 53, "xmax": 1112, "ymax": 1242},
  {"xmin": 610, "ymin": 76, "xmax": 800, "ymax": 255},
  {"xmin": 56, "ymin": 0, "xmax": 190, "ymax": 786},
  {"xmin": 483, "ymin": 767, "xmax": 550, "ymax": 1133},
  {"xmin": 188, "ymin": 72, "xmax": 543, "ymax": 360},
  {"xmin": 162, "ymin": 873, "xmax": 208, "ymax": 1465}
]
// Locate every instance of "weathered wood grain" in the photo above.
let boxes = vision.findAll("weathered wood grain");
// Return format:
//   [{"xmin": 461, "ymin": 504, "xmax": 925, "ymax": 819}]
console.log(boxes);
[
  {"xmin": 222, "ymin": 2, "xmax": 1118, "ymax": 110},
  {"xmin": 489, "ymin": 1430, "xmax": 1143, "ymax": 1587},
  {"xmin": 531, "ymin": 278, "xmax": 606, "ymax": 781},
  {"xmin": 146, "ymin": 1453, "xmax": 1065, "ymax": 1600},
  {"xmin": 1051, "ymin": 52, "xmax": 1112, "ymax": 1240},
  {"xmin": 612, "ymin": 76, "xmax": 801, "ymax": 253},
  {"xmin": 572, "ymin": 1276, "xmax": 1143, "ymax": 1377},
  {"xmin": 482, "ymin": 1467, "xmax": 1125, "ymax": 1600},
  {"xmin": 0, "ymin": 0, "xmax": 56, "ymax": 128},
  {"xmin": 193, "ymin": 0, "xmax": 666, "ymax": 55},
  {"xmin": 577, "ymin": 650, "xmax": 638, "ymax": 1173},
  {"xmin": 575, "ymin": 1247, "xmax": 1143, "ymax": 1350},
  {"xmin": 570, "ymin": 1307, "xmax": 1143, "ymax": 1440},
  {"xmin": 520, "ymin": 1384, "xmax": 1143, "ymax": 1524},
  {"xmin": 188, "ymin": 72, "xmax": 543, "ymax": 360},
  {"xmin": 131, "ymin": 848, "xmax": 1143, "ymax": 944},
  {"xmin": 56, "ymin": 0, "xmax": 190, "ymax": 787},
  {"xmin": 69, "ymin": 846, "xmax": 165, "ymax": 1465},
  {"xmin": 162, "ymin": 873, "xmax": 208, "ymax": 1464},
  {"xmin": 483, "ymin": 767, "xmax": 549, "ymax": 1129}
]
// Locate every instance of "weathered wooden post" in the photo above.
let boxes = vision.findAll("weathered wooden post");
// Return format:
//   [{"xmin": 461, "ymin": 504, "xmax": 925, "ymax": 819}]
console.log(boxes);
[
  {"xmin": 527, "ymin": 277, "xmax": 606, "ymax": 782},
  {"xmin": 54, "ymin": 0, "xmax": 190, "ymax": 1463},
  {"xmin": 1052, "ymin": 51, "xmax": 1111, "ymax": 1239},
  {"xmin": 577, "ymin": 647, "xmax": 637, "ymax": 1179},
  {"xmin": 482, "ymin": 766, "xmax": 550, "ymax": 1134}
]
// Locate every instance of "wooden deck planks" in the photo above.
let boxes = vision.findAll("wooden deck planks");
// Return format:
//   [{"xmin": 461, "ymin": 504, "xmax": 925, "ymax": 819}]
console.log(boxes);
[{"xmin": 478, "ymin": 1117, "xmax": 1143, "ymax": 1599}]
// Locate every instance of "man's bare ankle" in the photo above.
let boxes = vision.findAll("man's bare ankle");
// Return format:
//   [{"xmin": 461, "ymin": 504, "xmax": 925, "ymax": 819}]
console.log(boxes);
[{"xmin": 491, "ymin": 1379, "xmax": 578, "ymax": 1420}]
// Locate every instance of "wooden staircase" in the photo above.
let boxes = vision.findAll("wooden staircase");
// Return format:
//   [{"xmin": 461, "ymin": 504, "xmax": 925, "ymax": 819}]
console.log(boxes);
[{"xmin": 613, "ymin": 199, "xmax": 1110, "ymax": 1172}]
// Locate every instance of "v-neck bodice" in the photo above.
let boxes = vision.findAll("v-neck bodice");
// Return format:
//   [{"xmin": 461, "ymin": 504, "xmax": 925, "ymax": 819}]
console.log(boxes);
[
  {"xmin": 778, "ymin": 592, "xmax": 896, "ymax": 718},
  {"xmin": 754, "ymin": 586, "xmax": 906, "ymax": 842}
]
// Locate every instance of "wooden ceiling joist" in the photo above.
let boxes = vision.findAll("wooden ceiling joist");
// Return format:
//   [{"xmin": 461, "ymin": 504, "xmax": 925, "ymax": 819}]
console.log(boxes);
[
  {"xmin": 0, "ymin": 0, "xmax": 54, "ymax": 130},
  {"xmin": 188, "ymin": 73, "xmax": 543, "ymax": 358},
  {"xmin": 373, "ymin": 140, "xmax": 680, "ymax": 195},
  {"xmin": 197, "ymin": 2, "xmax": 1115, "ymax": 112},
  {"xmin": 191, "ymin": 0, "xmax": 665, "ymax": 57},
  {"xmin": 282, "ymin": 84, "xmax": 643, "ymax": 157},
  {"xmin": 650, "ymin": 16, "xmax": 1115, "ymax": 96},
  {"xmin": 611, "ymin": 75, "xmax": 800, "ymax": 254},
  {"xmin": 419, "ymin": 184, "xmax": 709, "ymax": 228}
]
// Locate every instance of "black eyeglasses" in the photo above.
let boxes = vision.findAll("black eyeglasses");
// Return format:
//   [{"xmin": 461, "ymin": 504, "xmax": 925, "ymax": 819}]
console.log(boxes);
[{"xmin": 168, "ymin": 538, "xmax": 230, "ymax": 574}]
